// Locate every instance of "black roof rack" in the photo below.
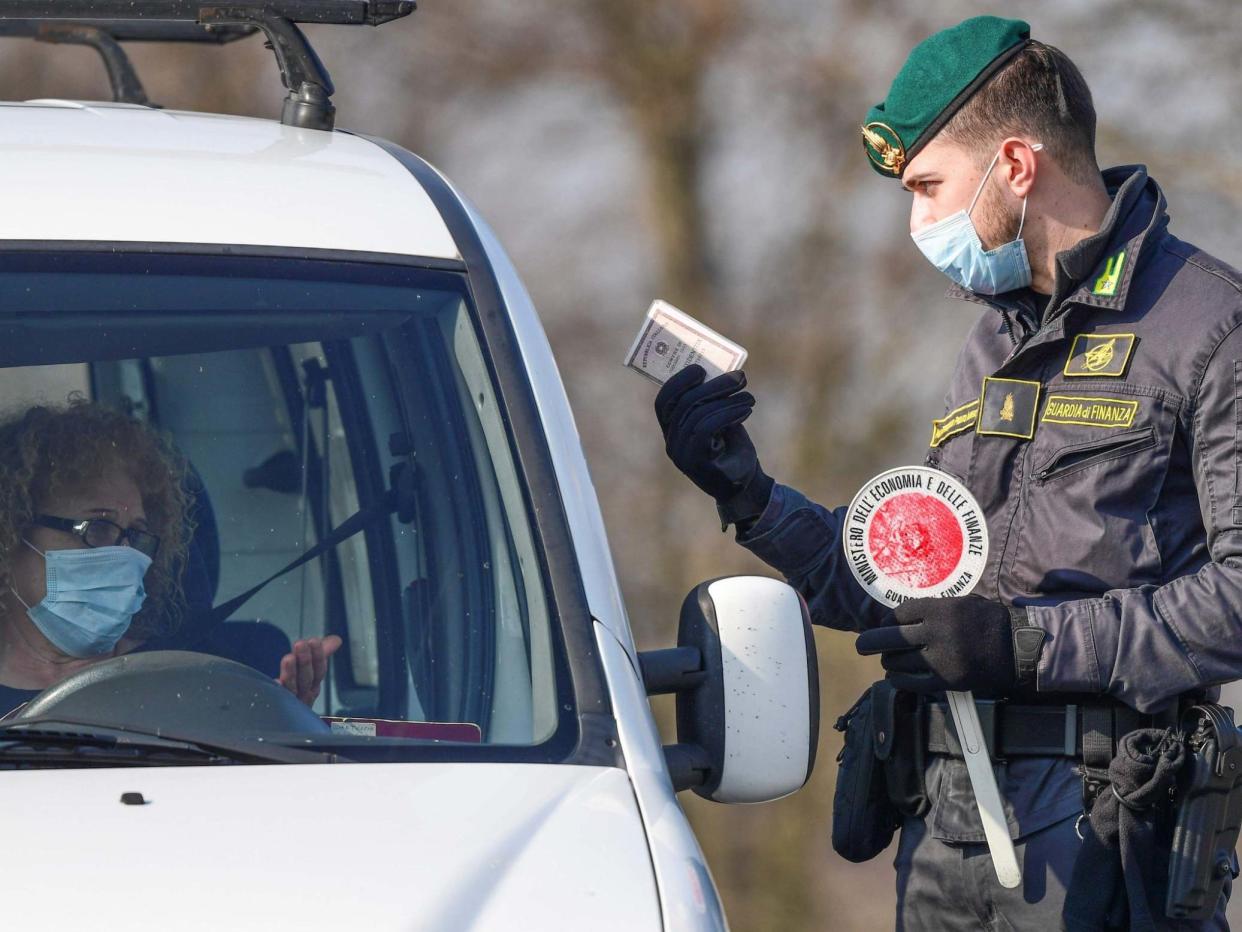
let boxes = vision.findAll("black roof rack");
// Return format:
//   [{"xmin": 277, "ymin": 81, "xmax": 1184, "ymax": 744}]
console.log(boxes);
[
  {"xmin": 0, "ymin": 1, "xmax": 417, "ymax": 129},
  {"xmin": 0, "ymin": 20, "xmax": 257, "ymax": 106}
]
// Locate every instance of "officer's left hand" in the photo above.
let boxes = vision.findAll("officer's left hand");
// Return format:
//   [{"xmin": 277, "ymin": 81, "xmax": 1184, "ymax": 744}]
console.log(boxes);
[{"xmin": 855, "ymin": 595, "xmax": 1018, "ymax": 694}]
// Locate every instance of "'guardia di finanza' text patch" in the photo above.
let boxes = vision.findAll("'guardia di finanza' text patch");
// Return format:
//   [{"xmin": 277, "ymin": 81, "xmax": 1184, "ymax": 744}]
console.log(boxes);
[{"xmin": 1041, "ymin": 394, "xmax": 1139, "ymax": 429}]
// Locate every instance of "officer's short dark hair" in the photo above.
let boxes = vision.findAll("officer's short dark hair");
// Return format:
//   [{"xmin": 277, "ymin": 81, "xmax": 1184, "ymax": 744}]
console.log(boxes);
[{"xmin": 942, "ymin": 41, "xmax": 1101, "ymax": 186}]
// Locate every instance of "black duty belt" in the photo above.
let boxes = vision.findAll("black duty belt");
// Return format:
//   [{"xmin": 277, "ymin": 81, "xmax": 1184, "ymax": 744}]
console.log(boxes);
[{"xmin": 926, "ymin": 699, "xmax": 1179, "ymax": 760}]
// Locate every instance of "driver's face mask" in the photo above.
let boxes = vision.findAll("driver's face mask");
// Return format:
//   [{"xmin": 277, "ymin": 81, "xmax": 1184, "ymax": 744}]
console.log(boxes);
[
  {"xmin": 910, "ymin": 143, "xmax": 1043, "ymax": 295},
  {"xmin": 10, "ymin": 540, "xmax": 151, "ymax": 658}
]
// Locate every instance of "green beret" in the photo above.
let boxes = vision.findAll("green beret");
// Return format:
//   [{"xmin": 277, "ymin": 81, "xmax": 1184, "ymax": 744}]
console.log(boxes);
[{"xmin": 862, "ymin": 16, "xmax": 1030, "ymax": 178}]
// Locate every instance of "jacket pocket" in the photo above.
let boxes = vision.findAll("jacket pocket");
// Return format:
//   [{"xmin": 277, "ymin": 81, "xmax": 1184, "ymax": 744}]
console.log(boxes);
[
  {"xmin": 1011, "ymin": 390, "xmax": 1175, "ymax": 596},
  {"xmin": 1034, "ymin": 427, "xmax": 1156, "ymax": 483}
]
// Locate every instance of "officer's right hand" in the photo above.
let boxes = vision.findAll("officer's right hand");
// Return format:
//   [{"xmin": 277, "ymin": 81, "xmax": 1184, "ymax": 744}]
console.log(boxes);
[{"xmin": 654, "ymin": 364, "xmax": 761, "ymax": 504}]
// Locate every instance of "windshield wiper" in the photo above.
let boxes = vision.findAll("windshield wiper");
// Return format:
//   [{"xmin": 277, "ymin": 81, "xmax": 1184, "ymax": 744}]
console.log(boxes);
[
  {"xmin": 0, "ymin": 729, "xmax": 225, "ymax": 768},
  {"xmin": 0, "ymin": 719, "xmax": 341, "ymax": 766}
]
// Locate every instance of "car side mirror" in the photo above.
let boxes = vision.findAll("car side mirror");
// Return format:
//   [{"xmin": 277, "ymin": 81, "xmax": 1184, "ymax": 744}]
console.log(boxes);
[{"xmin": 638, "ymin": 576, "xmax": 819, "ymax": 803}]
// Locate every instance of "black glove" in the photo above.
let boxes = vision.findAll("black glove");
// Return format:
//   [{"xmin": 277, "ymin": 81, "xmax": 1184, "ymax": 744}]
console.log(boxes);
[
  {"xmin": 654, "ymin": 365, "xmax": 773, "ymax": 526},
  {"xmin": 855, "ymin": 596, "xmax": 1045, "ymax": 694}
]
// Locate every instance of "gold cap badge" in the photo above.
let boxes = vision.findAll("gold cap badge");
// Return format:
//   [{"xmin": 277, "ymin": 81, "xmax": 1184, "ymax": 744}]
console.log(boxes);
[{"xmin": 861, "ymin": 122, "xmax": 906, "ymax": 176}]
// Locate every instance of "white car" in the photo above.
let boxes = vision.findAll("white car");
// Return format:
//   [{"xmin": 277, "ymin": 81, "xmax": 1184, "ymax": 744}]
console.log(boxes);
[{"xmin": 0, "ymin": 3, "xmax": 819, "ymax": 929}]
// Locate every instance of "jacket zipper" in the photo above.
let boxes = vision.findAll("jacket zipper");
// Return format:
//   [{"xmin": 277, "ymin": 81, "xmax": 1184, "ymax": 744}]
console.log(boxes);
[
  {"xmin": 1001, "ymin": 309, "xmax": 1037, "ymax": 364},
  {"xmin": 1035, "ymin": 429, "xmax": 1156, "ymax": 482}
]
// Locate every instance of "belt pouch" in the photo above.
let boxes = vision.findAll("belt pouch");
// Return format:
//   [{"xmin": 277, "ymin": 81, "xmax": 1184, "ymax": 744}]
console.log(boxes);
[{"xmin": 831, "ymin": 681, "xmax": 900, "ymax": 863}]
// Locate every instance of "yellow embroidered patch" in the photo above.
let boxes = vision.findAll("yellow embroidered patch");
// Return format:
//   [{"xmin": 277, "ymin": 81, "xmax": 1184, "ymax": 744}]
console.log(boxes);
[
  {"xmin": 930, "ymin": 399, "xmax": 980, "ymax": 448},
  {"xmin": 977, "ymin": 377, "xmax": 1040, "ymax": 440},
  {"xmin": 1063, "ymin": 332, "xmax": 1136, "ymax": 378},
  {"xmin": 1041, "ymin": 394, "xmax": 1139, "ymax": 429}
]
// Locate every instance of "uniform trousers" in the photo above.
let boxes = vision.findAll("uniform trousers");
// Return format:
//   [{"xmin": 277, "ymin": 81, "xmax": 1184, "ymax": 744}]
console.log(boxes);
[{"xmin": 894, "ymin": 813, "xmax": 1232, "ymax": 930}]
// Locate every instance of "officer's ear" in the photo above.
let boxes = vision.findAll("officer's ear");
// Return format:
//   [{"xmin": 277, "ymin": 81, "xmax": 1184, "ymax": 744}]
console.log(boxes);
[{"xmin": 998, "ymin": 137, "xmax": 1041, "ymax": 199}]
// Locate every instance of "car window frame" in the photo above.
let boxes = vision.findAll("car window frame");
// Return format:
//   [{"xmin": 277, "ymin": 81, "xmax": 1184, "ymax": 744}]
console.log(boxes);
[{"xmin": 0, "ymin": 242, "xmax": 619, "ymax": 768}]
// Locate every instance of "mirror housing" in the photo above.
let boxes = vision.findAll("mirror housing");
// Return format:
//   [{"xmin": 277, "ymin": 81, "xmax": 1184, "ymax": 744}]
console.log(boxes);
[{"xmin": 639, "ymin": 576, "xmax": 819, "ymax": 803}]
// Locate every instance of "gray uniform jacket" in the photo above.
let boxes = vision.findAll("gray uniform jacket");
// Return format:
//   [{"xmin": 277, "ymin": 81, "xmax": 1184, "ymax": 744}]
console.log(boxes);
[{"xmin": 736, "ymin": 166, "xmax": 1242, "ymax": 842}]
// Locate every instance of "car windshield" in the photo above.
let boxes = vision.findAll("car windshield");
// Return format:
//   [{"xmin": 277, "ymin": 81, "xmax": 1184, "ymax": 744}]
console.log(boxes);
[{"xmin": 0, "ymin": 251, "xmax": 573, "ymax": 762}]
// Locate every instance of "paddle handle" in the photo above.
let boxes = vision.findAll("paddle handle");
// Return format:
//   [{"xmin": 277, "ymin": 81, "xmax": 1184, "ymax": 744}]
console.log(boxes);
[{"xmin": 946, "ymin": 689, "xmax": 1022, "ymax": 889}]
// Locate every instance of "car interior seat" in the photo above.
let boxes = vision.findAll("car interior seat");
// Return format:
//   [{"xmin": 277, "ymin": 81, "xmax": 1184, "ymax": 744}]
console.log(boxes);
[{"xmin": 145, "ymin": 466, "xmax": 292, "ymax": 679}]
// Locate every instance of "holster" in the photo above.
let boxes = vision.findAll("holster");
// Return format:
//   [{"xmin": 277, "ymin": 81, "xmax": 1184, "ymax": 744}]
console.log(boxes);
[
  {"xmin": 1166, "ymin": 703, "xmax": 1242, "ymax": 920},
  {"xmin": 831, "ymin": 681, "xmax": 929, "ymax": 863}
]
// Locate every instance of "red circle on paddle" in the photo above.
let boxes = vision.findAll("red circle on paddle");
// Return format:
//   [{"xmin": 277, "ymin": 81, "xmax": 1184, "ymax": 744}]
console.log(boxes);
[{"xmin": 866, "ymin": 492, "xmax": 963, "ymax": 589}]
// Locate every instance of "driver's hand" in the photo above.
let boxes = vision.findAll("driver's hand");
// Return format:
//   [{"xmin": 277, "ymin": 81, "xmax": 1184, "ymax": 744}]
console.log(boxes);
[{"xmin": 277, "ymin": 635, "xmax": 343, "ymax": 706}]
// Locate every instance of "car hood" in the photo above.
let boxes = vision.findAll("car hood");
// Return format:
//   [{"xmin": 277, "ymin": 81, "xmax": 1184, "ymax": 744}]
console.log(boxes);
[{"xmin": 0, "ymin": 761, "xmax": 661, "ymax": 931}]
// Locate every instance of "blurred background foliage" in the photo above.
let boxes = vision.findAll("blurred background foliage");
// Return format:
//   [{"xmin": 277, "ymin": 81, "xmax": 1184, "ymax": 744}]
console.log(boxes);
[{"xmin": 2, "ymin": 0, "xmax": 1239, "ymax": 926}]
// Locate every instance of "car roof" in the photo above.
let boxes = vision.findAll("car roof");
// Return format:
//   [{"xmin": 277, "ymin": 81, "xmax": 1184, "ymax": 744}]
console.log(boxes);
[{"xmin": 0, "ymin": 100, "xmax": 461, "ymax": 260}]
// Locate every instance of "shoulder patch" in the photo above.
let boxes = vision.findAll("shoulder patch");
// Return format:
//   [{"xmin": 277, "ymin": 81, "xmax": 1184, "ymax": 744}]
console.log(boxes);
[
  {"xmin": 1063, "ymin": 332, "xmax": 1136, "ymax": 378},
  {"xmin": 1092, "ymin": 250, "xmax": 1127, "ymax": 296},
  {"xmin": 977, "ymin": 377, "xmax": 1040, "ymax": 440},
  {"xmin": 930, "ymin": 398, "xmax": 980, "ymax": 448},
  {"xmin": 1041, "ymin": 394, "xmax": 1138, "ymax": 429}
]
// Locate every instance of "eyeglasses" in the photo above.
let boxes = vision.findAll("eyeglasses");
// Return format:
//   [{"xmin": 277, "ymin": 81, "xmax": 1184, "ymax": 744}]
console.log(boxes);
[{"xmin": 32, "ymin": 514, "xmax": 161, "ymax": 559}]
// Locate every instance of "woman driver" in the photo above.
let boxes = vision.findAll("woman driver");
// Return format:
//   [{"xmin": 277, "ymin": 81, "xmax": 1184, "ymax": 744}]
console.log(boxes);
[{"xmin": 0, "ymin": 399, "xmax": 339, "ymax": 715}]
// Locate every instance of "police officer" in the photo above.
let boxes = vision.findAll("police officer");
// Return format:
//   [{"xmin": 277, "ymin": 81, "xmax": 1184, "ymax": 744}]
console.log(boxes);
[{"xmin": 654, "ymin": 15, "xmax": 1241, "ymax": 929}]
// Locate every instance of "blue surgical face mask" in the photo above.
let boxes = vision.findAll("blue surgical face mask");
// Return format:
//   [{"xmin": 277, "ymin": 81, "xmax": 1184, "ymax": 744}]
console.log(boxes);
[
  {"xmin": 910, "ymin": 143, "xmax": 1044, "ymax": 295},
  {"xmin": 11, "ymin": 540, "xmax": 152, "ymax": 658}
]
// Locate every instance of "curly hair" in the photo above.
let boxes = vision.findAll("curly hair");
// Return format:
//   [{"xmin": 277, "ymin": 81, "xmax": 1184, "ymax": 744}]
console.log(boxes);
[{"xmin": 0, "ymin": 398, "xmax": 191, "ymax": 641}]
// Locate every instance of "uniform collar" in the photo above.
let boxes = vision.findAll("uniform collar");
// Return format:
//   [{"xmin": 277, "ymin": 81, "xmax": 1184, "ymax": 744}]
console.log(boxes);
[
  {"xmin": 946, "ymin": 166, "xmax": 1168, "ymax": 317},
  {"xmin": 1061, "ymin": 166, "xmax": 1167, "ymax": 313}
]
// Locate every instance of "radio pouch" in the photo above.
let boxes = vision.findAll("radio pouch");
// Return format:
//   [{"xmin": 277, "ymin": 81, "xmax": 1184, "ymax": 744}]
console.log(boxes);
[{"xmin": 832, "ymin": 681, "xmax": 928, "ymax": 863}]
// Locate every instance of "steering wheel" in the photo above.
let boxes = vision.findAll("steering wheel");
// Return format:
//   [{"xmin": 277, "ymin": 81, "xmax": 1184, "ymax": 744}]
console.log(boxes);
[{"xmin": 13, "ymin": 650, "xmax": 330, "ymax": 735}]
